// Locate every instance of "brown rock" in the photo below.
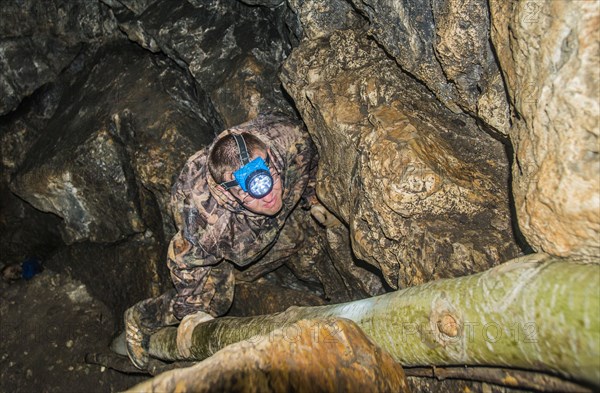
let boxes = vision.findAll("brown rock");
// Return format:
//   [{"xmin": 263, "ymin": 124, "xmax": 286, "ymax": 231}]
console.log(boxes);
[
  {"xmin": 281, "ymin": 29, "xmax": 520, "ymax": 289},
  {"xmin": 349, "ymin": 0, "xmax": 510, "ymax": 134},
  {"xmin": 490, "ymin": 0, "xmax": 600, "ymax": 259},
  {"xmin": 228, "ymin": 280, "xmax": 326, "ymax": 317},
  {"xmin": 287, "ymin": 0, "xmax": 365, "ymax": 40}
]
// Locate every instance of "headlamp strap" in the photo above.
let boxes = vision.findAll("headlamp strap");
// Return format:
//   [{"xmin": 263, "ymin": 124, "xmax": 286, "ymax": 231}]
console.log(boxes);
[
  {"xmin": 220, "ymin": 134, "xmax": 250, "ymax": 191},
  {"xmin": 233, "ymin": 134, "xmax": 250, "ymax": 166}
]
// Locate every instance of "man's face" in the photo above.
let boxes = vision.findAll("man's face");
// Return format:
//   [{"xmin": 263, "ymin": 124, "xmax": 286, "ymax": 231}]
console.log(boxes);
[{"xmin": 226, "ymin": 150, "xmax": 283, "ymax": 216}]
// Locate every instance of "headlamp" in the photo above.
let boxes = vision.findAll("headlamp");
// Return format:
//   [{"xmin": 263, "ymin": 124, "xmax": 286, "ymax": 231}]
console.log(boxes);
[{"xmin": 220, "ymin": 134, "xmax": 274, "ymax": 199}]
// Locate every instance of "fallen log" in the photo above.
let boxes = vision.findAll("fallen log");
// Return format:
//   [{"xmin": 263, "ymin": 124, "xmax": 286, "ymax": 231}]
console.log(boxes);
[
  {"xmin": 147, "ymin": 254, "xmax": 600, "ymax": 387},
  {"xmin": 127, "ymin": 318, "xmax": 410, "ymax": 393}
]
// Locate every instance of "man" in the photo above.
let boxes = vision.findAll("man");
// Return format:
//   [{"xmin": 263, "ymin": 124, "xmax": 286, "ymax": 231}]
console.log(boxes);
[{"xmin": 124, "ymin": 113, "xmax": 326, "ymax": 369}]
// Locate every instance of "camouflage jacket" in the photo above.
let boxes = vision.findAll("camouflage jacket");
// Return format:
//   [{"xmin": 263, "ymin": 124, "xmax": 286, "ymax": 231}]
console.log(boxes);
[{"xmin": 167, "ymin": 114, "xmax": 316, "ymax": 318}]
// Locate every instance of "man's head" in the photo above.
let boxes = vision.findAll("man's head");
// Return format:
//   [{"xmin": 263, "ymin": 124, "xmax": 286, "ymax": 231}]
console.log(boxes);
[{"xmin": 209, "ymin": 132, "xmax": 283, "ymax": 216}]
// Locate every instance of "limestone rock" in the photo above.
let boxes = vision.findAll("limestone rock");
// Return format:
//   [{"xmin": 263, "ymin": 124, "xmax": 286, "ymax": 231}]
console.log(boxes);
[
  {"xmin": 349, "ymin": 0, "xmax": 510, "ymax": 134},
  {"xmin": 238, "ymin": 0, "xmax": 284, "ymax": 7},
  {"xmin": 10, "ymin": 42, "xmax": 218, "ymax": 244},
  {"xmin": 1, "ymin": 83, "xmax": 64, "ymax": 181},
  {"xmin": 281, "ymin": 30, "xmax": 520, "ymax": 289},
  {"xmin": 0, "ymin": 37, "xmax": 78, "ymax": 117},
  {"xmin": 100, "ymin": 0, "xmax": 160, "ymax": 15},
  {"xmin": 127, "ymin": 318, "xmax": 410, "ymax": 393},
  {"xmin": 287, "ymin": 0, "xmax": 365, "ymax": 40},
  {"xmin": 0, "ymin": 0, "xmax": 120, "ymax": 115},
  {"xmin": 490, "ymin": 0, "xmax": 600, "ymax": 259},
  {"xmin": 108, "ymin": 0, "xmax": 295, "ymax": 126},
  {"xmin": 323, "ymin": 223, "xmax": 387, "ymax": 297}
]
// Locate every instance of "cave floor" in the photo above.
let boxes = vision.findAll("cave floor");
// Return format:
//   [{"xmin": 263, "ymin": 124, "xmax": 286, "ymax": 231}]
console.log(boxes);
[{"xmin": 0, "ymin": 270, "xmax": 148, "ymax": 393}]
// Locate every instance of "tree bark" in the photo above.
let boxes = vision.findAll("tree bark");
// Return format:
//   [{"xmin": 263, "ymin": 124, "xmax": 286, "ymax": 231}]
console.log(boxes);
[
  {"xmin": 128, "ymin": 318, "xmax": 410, "ymax": 393},
  {"xmin": 148, "ymin": 254, "xmax": 600, "ymax": 386}
]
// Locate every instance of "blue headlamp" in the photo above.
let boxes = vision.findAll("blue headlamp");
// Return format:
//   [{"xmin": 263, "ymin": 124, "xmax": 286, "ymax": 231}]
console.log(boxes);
[{"xmin": 220, "ymin": 134, "xmax": 274, "ymax": 199}]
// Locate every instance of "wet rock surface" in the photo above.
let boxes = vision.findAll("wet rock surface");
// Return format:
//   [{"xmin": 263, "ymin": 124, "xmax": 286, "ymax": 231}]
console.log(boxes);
[
  {"xmin": 282, "ymin": 29, "xmax": 520, "ymax": 288},
  {"xmin": 0, "ymin": 0, "xmax": 120, "ymax": 115},
  {"xmin": 109, "ymin": 0, "xmax": 296, "ymax": 126},
  {"xmin": 491, "ymin": 0, "xmax": 600, "ymax": 260}
]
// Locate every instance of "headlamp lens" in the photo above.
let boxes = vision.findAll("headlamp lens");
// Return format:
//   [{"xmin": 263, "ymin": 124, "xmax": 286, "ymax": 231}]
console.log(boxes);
[{"xmin": 247, "ymin": 170, "xmax": 273, "ymax": 199}]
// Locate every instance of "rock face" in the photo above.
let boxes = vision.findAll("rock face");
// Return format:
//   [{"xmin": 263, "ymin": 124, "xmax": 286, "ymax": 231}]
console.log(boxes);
[
  {"xmin": 0, "ymin": 0, "xmax": 120, "ymax": 115},
  {"xmin": 281, "ymin": 30, "xmax": 519, "ymax": 289},
  {"xmin": 109, "ymin": 0, "xmax": 294, "ymax": 127},
  {"xmin": 349, "ymin": 0, "xmax": 510, "ymax": 134},
  {"xmin": 490, "ymin": 0, "xmax": 600, "ymax": 260},
  {"xmin": 10, "ymin": 42, "xmax": 218, "ymax": 244}
]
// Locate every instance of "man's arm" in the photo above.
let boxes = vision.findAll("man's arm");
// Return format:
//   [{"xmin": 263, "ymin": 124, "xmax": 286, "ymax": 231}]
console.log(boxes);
[
  {"xmin": 167, "ymin": 231, "xmax": 235, "ymax": 319},
  {"xmin": 125, "ymin": 228, "xmax": 234, "ymax": 369}
]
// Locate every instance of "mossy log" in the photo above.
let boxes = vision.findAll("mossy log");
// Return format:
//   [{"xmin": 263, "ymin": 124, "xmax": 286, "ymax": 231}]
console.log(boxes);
[
  {"xmin": 148, "ymin": 254, "xmax": 600, "ymax": 386},
  {"xmin": 128, "ymin": 318, "xmax": 410, "ymax": 393}
]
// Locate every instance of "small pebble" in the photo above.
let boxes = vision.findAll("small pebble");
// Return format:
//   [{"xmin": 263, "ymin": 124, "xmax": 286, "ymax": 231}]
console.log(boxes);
[
  {"xmin": 66, "ymin": 340, "xmax": 73, "ymax": 348},
  {"xmin": 26, "ymin": 369, "xmax": 32, "ymax": 378},
  {"xmin": 68, "ymin": 366, "xmax": 74, "ymax": 371},
  {"xmin": 100, "ymin": 366, "xmax": 106, "ymax": 373}
]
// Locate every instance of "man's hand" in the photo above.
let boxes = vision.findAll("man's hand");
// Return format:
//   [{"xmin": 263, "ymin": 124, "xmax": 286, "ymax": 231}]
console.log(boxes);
[
  {"xmin": 177, "ymin": 310, "xmax": 215, "ymax": 358},
  {"xmin": 310, "ymin": 203, "xmax": 341, "ymax": 228}
]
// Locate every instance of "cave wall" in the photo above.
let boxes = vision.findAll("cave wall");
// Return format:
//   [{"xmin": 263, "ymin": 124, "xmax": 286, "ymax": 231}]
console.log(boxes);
[
  {"xmin": 281, "ymin": 28, "xmax": 519, "ymax": 288},
  {"xmin": 0, "ymin": 0, "xmax": 598, "ymax": 326},
  {"xmin": 279, "ymin": 0, "xmax": 598, "ymax": 264},
  {"xmin": 490, "ymin": 0, "xmax": 599, "ymax": 259},
  {"xmin": 0, "ymin": 0, "xmax": 120, "ymax": 115}
]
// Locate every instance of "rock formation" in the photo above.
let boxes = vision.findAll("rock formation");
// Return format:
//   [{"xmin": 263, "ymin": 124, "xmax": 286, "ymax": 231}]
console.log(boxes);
[
  {"xmin": 0, "ymin": 0, "xmax": 598, "ymax": 390},
  {"xmin": 281, "ymin": 28, "xmax": 519, "ymax": 288},
  {"xmin": 490, "ymin": 0, "xmax": 599, "ymax": 260}
]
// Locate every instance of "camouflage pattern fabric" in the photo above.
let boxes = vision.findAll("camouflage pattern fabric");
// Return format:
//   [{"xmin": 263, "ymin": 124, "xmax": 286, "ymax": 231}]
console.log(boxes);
[{"xmin": 127, "ymin": 114, "xmax": 318, "ymax": 342}]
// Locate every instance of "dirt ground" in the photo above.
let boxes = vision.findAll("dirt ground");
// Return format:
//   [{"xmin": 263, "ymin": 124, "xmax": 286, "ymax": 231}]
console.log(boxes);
[{"xmin": 0, "ymin": 269, "xmax": 149, "ymax": 393}]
